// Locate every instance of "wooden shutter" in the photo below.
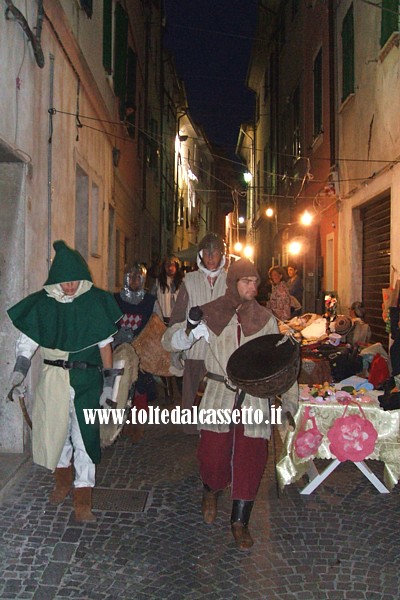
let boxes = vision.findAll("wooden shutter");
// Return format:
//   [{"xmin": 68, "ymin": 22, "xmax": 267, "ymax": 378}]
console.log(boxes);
[
  {"xmin": 380, "ymin": 0, "xmax": 399, "ymax": 47},
  {"xmin": 313, "ymin": 49, "xmax": 322, "ymax": 137},
  {"xmin": 102, "ymin": 0, "xmax": 112, "ymax": 74},
  {"xmin": 361, "ymin": 195, "xmax": 391, "ymax": 348},
  {"xmin": 80, "ymin": 0, "xmax": 93, "ymax": 18},
  {"xmin": 126, "ymin": 48, "xmax": 137, "ymax": 109},
  {"xmin": 341, "ymin": 4, "xmax": 354, "ymax": 102},
  {"xmin": 113, "ymin": 3, "xmax": 129, "ymax": 98}
]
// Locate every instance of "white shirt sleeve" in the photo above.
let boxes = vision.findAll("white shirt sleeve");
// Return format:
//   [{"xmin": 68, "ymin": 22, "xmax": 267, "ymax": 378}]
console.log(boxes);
[
  {"xmin": 16, "ymin": 333, "xmax": 39, "ymax": 359},
  {"xmin": 171, "ymin": 327, "xmax": 195, "ymax": 350},
  {"xmin": 97, "ymin": 336, "xmax": 114, "ymax": 348}
]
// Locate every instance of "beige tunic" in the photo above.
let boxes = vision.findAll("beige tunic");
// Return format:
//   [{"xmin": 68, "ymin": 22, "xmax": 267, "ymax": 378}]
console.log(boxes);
[
  {"xmin": 32, "ymin": 347, "xmax": 71, "ymax": 470},
  {"xmin": 169, "ymin": 269, "xmax": 227, "ymax": 361}
]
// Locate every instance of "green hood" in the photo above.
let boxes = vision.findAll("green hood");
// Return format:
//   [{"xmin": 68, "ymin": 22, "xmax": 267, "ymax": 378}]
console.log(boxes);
[
  {"xmin": 8, "ymin": 240, "xmax": 123, "ymax": 352},
  {"xmin": 44, "ymin": 240, "xmax": 92, "ymax": 285}
]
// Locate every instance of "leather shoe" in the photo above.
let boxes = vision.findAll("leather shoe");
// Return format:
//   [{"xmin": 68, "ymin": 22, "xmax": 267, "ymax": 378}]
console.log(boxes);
[
  {"xmin": 201, "ymin": 487, "xmax": 217, "ymax": 524},
  {"xmin": 231, "ymin": 522, "xmax": 254, "ymax": 550}
]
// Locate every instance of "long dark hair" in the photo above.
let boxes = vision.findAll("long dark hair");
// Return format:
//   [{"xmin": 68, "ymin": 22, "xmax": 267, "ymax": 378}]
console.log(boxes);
[{"xmin": 159, "ymin": 256, "xmax": 184, "ymax": 293}]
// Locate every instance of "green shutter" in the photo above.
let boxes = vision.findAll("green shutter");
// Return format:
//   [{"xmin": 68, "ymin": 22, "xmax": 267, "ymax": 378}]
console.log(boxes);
[
  {"xmin": 102, "ymin": 0, "xmax": 112, "ymax": 74},
  {"xmin": 113, "ymin": 3, "xmax": 129, "ymax": 98},
  {"xmin": 126, "ymin": 48, "xmax": 137, "ymax": 108},
  {"xmin": 381, "ymin": 0, "xmax": 399, "ymax": 47},
  {"xmin": 342, "ymin": 4, "xmax": 354, "ymax": 102},
  {"xmin": 313, "ymin": 49, "xmax": 322, "ymax": 136}
]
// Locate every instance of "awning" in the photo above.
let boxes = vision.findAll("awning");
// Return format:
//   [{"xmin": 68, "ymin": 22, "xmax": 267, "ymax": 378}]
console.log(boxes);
[{"xmin": 175, "ymin": 245, "xmax": 198, "ymax": 263}]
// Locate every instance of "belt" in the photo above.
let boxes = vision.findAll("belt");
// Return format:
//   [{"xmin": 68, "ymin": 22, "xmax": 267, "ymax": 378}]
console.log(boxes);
[
  {"xmin": 43, "ymin": 359, "xmax": 101, "ymax": 370},
  {"xmin": 205, "ymin": 371, "xmax": 237, "ymax": 392},
  {"xmin": 205, "ymin": 372, "xmax": 246, "ymax": 412}
]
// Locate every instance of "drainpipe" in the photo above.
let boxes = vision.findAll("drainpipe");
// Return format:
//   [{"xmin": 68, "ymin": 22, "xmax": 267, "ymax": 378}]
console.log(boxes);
[
  {"xmin": 159, "ymin": 14, "xmax": 165, "ymax": 256},
  {"xmin": 142, "ymin": 5, "xmax": 151, "ymax": 212},
  {"xmin": 328, "ymin": 0, "xmax": 336, "ymax": 168},
  {"xmin": 47, "ymin": 54, "xmax": 55, "ymax": 271}
]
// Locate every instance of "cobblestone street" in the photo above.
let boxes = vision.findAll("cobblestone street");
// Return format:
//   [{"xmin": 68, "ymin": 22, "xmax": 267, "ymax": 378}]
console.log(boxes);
[{"xmin": 0, "ymin": 400, "xmax": 400, "ymax": 600}]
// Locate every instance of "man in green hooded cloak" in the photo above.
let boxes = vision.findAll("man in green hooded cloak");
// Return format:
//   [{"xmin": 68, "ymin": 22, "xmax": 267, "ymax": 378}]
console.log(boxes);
[{"xmin": 7, "ymin": 241, "xmax": 122, "ymax": 522}]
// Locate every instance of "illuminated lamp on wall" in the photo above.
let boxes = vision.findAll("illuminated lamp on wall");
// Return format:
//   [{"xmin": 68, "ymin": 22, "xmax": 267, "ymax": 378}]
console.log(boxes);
[{"xmin": 243, "ymin": 171, "xmax": 252, "ymax": 184}]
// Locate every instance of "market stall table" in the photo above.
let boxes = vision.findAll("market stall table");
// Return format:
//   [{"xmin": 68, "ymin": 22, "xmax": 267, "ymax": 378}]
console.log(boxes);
[{"xmin": 276, "ymin": 393, "xmax": 400, "ymax": 494}]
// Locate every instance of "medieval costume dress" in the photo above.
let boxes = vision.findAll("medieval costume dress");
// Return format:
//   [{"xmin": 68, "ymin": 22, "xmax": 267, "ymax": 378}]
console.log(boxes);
[
  {"xmin": 163, "ymin": 259, "xmax": 298, "ymax": 550},
  {"xmin": 169, "ymin": 234, "xmax": 227, "ymax": 433},
  {"xmin": 113, "ymin": 264, "xmax": 161, "ymax": 440},
  {"xmin": 7, "ymin": 241, "xmax": 122, "ymax": 521}
]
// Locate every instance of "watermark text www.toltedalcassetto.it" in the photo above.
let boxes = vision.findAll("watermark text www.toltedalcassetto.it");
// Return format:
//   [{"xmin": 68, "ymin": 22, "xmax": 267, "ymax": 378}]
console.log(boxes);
[{"xmin": 83, "ymin": 405, "xmax": 283, "ymax": 427}]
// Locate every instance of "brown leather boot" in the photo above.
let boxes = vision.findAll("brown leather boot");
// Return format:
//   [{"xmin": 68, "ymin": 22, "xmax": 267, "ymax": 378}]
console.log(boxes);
[
  {"xmin": 201, "ymin": 484, "xmax": 218, "ymax": 524},
  {"xmin": 73, "ymin": 487, "xmax": 97, "ymax": 522},
  {"xmin": 130, "ymin": 423, "xmax": 146, "ymax": 444},
  {"xmin": 123, "ymin": 422, "xmax": 145, "ymax": 444},
  {"xmin": 49, "ymin": 466, "xmax": 73, "ymax": 505},
  {"xmin": 230, "ymin": 500, "xmax": 254, "ymax": 550}
]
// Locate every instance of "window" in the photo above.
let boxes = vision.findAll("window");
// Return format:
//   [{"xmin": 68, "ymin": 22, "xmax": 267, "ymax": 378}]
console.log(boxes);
[
  {"xmin": 341, "ymin": 5, "xmax": 354, "ymax": 103},
  {"xmin": 103, "ymin": 1, "xmax": 129, "ymax": 99},
  {"xmin": 75, "ymin": 164, "xmax": 103, "ymax": 261},
  {"xmin": 313, "ymin": 49, "xmax": 323, "ymax": 137},
  {"xmin": 79, "ymin": 0, "xmax": 93, "ymax": 18},
  {"xmin": 90, "ymin": 181, "xmax": 101, "ymax": 257},
  {"xmin": 147, "ymin": 118, "xmax": 159, "ymax": 170},
  {"xmin": 277, "ymin": 7, "xmax": 286, "ymax": 51},
  {"xmin": 264, "ymin": 66, "xmax": 269, "ymax": 102},
  {"xmin": 292, "ymin": 85, "xmax": 301, "ymax": 157},
  {"xmin": 381, "ymin": 0, "xmax": 399, "ymax": 47},
  {"xmin": 102, "ymin": 0, "xmax": 113, "ymax": 75},
  {"xmin": 265, "ymin": 136, "xmax": 277, "ymax": 196},
  {"xmin": 75, "ymin": 165, "xmax": 89, "ymax": 261},
  {"xmin": 115, "ymin": 229, "xmax": 129, "ymax": 289},
  {"xmin": 124, "ymin": 48, "xmax": 137, "ymax": 136}
]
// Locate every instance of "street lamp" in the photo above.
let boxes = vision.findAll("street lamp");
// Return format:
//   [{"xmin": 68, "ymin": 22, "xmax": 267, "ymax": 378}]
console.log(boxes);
[
  {"xmin": 243, "ymin": 245, "xmax": 254, "ymax": 259},
  {"xmin": 265, "ymin": 207, "xmax": 274, "ymax": 218},
  {"xmin": 243, "ymin": 171, "xmax": 252, "ymax": 184},
  {"xmin": 300, "ymin": 210, "xmax": 313, "ymax": 226},
  {"xmin": 288, "ymin": 240, "xmax": 302, "ymax": 256}
]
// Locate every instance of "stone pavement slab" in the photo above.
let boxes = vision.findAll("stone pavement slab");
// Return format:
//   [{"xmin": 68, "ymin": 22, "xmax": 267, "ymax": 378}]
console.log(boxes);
[{"xmin": 0, "ymin": 416, "xmax": 399, "ymax": 599}]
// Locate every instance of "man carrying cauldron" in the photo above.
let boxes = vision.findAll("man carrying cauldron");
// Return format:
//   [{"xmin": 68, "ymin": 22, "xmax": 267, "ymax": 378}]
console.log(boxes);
[{"xmin": 162, "ymin": 258, "xmax": 298, "ymax": 550}]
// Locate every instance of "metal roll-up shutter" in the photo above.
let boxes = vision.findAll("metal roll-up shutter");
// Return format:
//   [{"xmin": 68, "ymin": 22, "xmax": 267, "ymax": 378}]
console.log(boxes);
[{"xmin": 361, "ymin": 195, "xmax": 391, "ymax": 348}]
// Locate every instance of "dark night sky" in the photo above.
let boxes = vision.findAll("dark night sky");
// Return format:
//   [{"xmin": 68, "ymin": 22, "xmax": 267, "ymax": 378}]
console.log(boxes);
[{"xmin": 163, "ymin": 0, "xmax": 258, "ymax": 160}]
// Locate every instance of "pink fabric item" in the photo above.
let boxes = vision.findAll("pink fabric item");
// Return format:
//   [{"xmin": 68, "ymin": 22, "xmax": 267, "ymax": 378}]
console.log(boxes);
[
  {"xmin": 294, "ymin": 406, "xmax": 323, "ymax": 458},
  {"xmin": 327, "ymin": 402, "xmax": 377, "ymax": 462}
]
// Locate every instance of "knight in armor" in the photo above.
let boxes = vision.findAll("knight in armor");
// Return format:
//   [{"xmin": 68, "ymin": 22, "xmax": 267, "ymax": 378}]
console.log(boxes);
[
  {"xmin": 113, "ymin": 263, "xmax": 162, "ymax": 442},
  {"xmin": 163, "ymin": 258, "xmax": 298, "ymax": 550},
  {"xmin": 7, "ymin": 241, "xmax": 122, "ymax": 522},
  {"xmin": 168, "ymin": 233, "xmax": 227, "ymax": 433}
]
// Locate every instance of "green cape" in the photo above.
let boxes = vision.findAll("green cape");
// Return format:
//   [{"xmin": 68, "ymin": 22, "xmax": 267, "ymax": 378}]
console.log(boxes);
[{"xmin": 7, "ymin": 240, "xmax": 122, "ymax": 352}]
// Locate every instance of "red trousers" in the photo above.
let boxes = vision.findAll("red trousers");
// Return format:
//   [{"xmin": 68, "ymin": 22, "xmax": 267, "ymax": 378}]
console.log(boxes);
[
  {"xmin": 197, "ymin": 425, "xmax": 268, "ymax": 500},
  {"xmin": 133, "ymin": 392, "xmax": 148, "ymax": 412}
]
